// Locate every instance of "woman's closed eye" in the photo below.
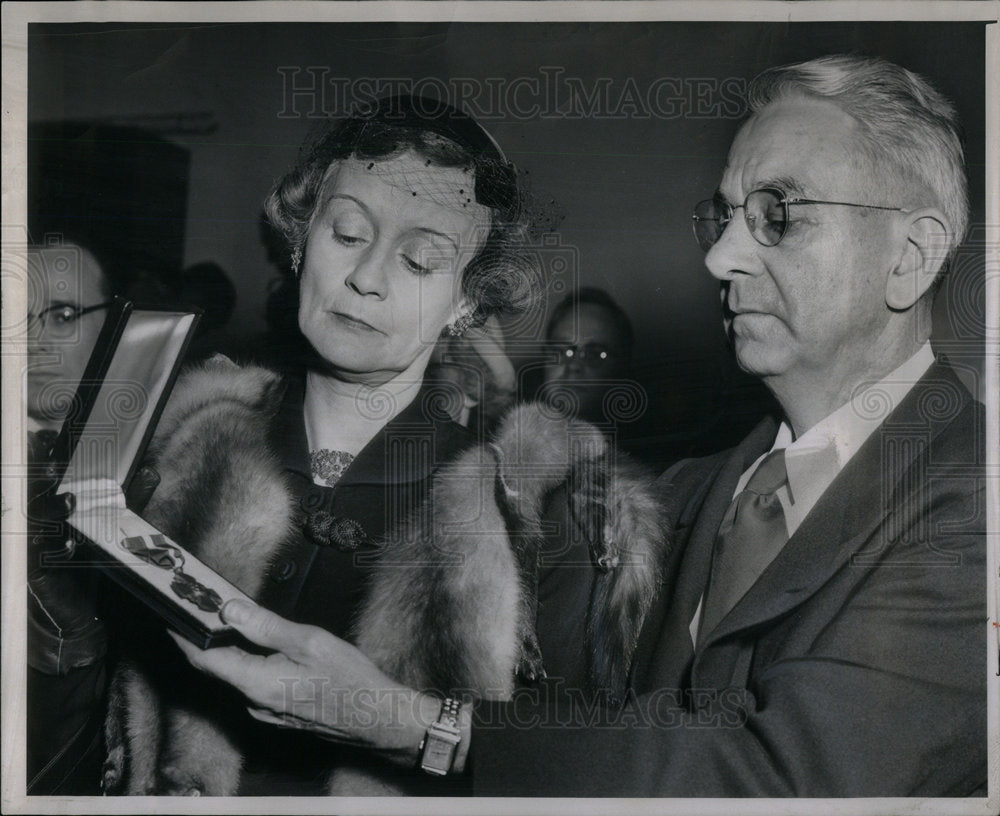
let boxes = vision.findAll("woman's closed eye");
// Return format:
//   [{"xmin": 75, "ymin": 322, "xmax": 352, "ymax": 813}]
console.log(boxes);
[
  {"xmin": 332, "ymin": 224, "xmax": 371, "ymax": 248},
  {"xmin": 401, "ymin": 253, "xmax": 431, "ymax": 275},
  {"xmin": 399, "ymin": 238, "xmax": 455, "ymax": 276},
  {"xmin": 334, "ymin": 230, "xmax": 367, "ymax": 247},
  {"xmin": 329, "ymin": 210, "xmax": 373, "ymax": 247}
]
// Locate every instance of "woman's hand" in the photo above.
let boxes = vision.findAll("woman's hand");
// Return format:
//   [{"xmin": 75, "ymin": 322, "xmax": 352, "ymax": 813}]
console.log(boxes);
[{"xmin": 169, "ymin": 600, "xmax": 453, "ymax": 768}]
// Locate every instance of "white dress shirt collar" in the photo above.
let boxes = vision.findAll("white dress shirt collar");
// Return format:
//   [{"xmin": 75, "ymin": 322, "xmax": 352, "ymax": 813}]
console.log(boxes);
[{"xmin": 747, "ymin": 342, "xmax": 936, "ymax": 537}]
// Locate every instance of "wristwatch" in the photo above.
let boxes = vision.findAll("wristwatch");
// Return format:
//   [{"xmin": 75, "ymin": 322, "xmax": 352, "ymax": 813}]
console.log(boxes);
[{"xmin": 419, "ymin": 698, "xmax": 462, "ymax": 776}]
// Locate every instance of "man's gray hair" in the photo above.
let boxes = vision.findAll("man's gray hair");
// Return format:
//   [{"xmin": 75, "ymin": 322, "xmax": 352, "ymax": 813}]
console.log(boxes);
[{"xmin": 747, "ymin": 54, "xmax": 969, "ymax": 263}]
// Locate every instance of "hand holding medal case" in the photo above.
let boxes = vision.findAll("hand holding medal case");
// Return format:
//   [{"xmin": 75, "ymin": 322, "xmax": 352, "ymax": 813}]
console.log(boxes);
[{"xmin": 50, "ymin": 298, "xmax": 254, "ymax": 648}]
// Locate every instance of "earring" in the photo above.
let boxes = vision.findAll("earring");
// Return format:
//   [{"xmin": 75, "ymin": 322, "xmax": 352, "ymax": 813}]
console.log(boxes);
[
  {"xmin": 447, "ymin": 313, "xmax": 475, "ymax": 337},
  {"xmin": 291, "ymin": 246, "xmax": 303, "ymax": 278}
]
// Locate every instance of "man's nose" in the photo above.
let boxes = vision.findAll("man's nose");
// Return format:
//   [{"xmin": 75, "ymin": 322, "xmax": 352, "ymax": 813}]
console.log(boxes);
[
  {"xmin": 704, "ymin": 210, "xmax": 762, "ymax": 282},
  {"xmin": 565, "ymin": 355, "xmax": 588, "ymax": 376},
  {"xmin": 26, "ymin": 315, "xmax": 48, "ymax": 351}
]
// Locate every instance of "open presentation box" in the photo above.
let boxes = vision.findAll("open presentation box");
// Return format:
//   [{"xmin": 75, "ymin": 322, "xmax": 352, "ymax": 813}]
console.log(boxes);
[{"xmin": 50, "ymin": 298, "xmax": 254, "ymax": 648}]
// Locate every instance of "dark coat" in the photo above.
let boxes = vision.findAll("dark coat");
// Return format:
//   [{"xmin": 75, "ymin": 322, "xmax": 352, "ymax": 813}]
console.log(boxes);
[
  {"xmin": 257, "ymin": 374, "xmax": 475, "ymax": 636},
  {"xmin": 473, "ymin": 359, "xmax": 987, "ymax": 797},
  {"xmin": 138, "ymin": 367, "xmax": 475, "ymax": 796},
  {"xmin": 234, "ymin": 374, "xmax": 477, "ymax": 795}
]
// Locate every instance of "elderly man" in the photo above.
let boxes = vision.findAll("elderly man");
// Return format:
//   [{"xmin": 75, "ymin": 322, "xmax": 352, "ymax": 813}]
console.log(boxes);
[{"xmin": 176, "ymin": 54, "xmax": 986, "ymax": 797}]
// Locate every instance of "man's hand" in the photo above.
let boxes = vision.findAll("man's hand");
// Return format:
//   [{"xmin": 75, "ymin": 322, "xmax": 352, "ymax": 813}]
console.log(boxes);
[{"xmin": 169, "ymin": 600, "xmax": 471, "ymax": 770}]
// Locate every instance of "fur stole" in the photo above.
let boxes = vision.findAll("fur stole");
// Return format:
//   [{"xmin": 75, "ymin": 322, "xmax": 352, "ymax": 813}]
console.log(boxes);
[{"xmin": 102, "ymin": 356, "xmax": 667, "ymax": 796}]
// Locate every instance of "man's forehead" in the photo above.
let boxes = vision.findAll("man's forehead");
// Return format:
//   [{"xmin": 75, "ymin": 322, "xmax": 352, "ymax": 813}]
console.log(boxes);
[
  {"xmin": 30, "ymin": 244, "xmax": 105, "ymax": 299},
  {"xmin": 552, "ymin": 303, "xmax": 626, "ymax": 345},
  {"xmin": 718, "ymin": 95, "xmax": 865, "ymax": 200}
]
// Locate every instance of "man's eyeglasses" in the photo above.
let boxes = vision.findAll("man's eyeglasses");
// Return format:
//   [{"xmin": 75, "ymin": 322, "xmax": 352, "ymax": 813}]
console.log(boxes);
[
  {"xmin": 28, "ymin": 302, "xmax": 112, "ymax": 339},
  {"xmin": 553, "ymin": 342, "xmax": 620, "ymax": 367},
  {"xmin": 691, "ymin": 187, "xmax": 909, "ymax": 251}
]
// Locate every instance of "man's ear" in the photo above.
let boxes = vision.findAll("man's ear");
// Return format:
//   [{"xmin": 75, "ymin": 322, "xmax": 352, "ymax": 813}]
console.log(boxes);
[{"xmin": 885, "ymin": 208, "xmax": 951, "ymax": 311}]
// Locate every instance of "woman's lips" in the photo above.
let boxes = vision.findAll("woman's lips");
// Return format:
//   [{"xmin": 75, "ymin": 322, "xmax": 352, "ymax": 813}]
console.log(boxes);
[{"xmin": 330, "ymin": 311, "xmax": 382, "ymax": 333}]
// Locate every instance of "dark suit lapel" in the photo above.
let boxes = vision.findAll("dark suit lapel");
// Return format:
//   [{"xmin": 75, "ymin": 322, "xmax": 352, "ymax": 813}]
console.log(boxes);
[
  {"xmin": 634, "ymin": 416, "xmax": 777, "ymax": 693},
  {"xmin": 697, "ymin": 360, "xmax": 972, "ymax": 651}
]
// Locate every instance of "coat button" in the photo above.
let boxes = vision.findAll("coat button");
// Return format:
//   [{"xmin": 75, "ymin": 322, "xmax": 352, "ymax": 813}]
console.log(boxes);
[
  {"xmin": 299, "ymin": 491, "xmax": 325, "ymax": 513},
  {"xmin": 273, "ymin": 560, "xmax": 297, "ymax": 582}
]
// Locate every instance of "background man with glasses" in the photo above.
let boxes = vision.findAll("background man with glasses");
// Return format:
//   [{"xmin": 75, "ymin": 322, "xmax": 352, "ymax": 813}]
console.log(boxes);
[
  {"xmin": 24, "ymin": 239, "xmax": 115, "ymax": 793},
  {"xmin": 167, "ymin": 53, "xmax": 988, "ymax": 798},
  {"xmin": 540, "ymin": 286, "xmax": 634, "ymax": 426},
  {"xmin": 26, "ymin": 242, "xmax": 113, "ymax": 434}
]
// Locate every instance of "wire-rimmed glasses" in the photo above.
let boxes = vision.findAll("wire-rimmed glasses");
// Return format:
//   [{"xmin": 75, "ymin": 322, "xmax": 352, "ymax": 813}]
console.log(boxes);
[
  {"xmin": 692, "ymin": 187, "xmax": 909, "ymax": 251},
  {"xmin": 27, "ymin": 302, "xmax": 112, "ymax": 339}
]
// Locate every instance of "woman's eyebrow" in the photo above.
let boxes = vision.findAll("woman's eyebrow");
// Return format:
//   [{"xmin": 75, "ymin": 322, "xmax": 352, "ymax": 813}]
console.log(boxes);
[
  {"xmin": 324, "ymin": 193, "xmax": 370, "ymax": 213},
  {"xmin": 323, "ymin": 195, "xmax": 459, "ymax": 250},
  {"xmin": 412, "ymin": 228, "xmax": 459, "ymax": 251}
]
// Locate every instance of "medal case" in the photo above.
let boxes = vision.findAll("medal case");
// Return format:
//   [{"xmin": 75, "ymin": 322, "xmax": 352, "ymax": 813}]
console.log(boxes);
[{"xmin": 50, "ymin": 298, "xmax": 254, "ymax": 648}]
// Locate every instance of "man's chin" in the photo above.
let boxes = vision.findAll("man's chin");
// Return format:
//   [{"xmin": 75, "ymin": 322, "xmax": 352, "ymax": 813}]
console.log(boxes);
[
  {"xmin": 26, "ymin": 402, "xmax": 67, "ymax": 426},
  {"xmin": 733, "ymin": 340, "xmax": 787, "ymax": 380}
]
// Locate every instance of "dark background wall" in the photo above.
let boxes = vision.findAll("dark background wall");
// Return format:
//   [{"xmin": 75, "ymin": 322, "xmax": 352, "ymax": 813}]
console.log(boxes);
[{"xmin": 27, "ymin": 21, "xmax": 988, "ymax": 464}]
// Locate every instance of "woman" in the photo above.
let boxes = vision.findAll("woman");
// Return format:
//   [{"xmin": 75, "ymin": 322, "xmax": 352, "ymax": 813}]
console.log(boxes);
[
  {"xmin": 37, "ymin": 96, "xmax": 664, "ymax": 797},
  {"xmin": 89, "ymin": 95, "xmax": 531, "ymax": 796}
]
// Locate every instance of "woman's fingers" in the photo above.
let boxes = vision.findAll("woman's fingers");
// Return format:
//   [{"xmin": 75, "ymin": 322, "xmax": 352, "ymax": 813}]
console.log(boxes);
[
  {"xmin": 169, "ymin": 628, "xmax": 429, "ymax": 755},
  {"xmin": 219, "ymin": 599, "xmax": 333, "ymax": 663},
  {"xmin": 167, "ymin": 630, "xmax": 265, "ymax": 690},
  {"xmin": 167, "ymin": 629, "xmax": 297, "ymax": 706},
  {"xmin": 246, "ymin": 707, "xmax": 308, "ymax": 730},
  {"xmin": 171, "ymin": 605, "xmax": 401, "ymax": 739}
]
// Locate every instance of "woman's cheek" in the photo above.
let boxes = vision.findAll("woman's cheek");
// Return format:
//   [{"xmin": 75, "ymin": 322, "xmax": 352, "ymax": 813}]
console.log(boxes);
[{"xmin": 297, "ymin": 279, "xmax": 328, "ymax": 340}]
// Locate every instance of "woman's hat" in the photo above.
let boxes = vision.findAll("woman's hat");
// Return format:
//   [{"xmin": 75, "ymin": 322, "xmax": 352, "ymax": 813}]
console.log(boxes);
[{"xmin": 353, "ymin": 94, "xmax": 518, "ymax": 215}]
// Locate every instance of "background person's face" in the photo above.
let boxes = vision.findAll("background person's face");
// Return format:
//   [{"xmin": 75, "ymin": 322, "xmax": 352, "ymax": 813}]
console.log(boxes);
[
  {"xmin": 298, "ymin": 152, "xmax": 489, "ymax": 386},
  {"xmin": 704, "ymin": 95, "xmax": 904, "ymax": 398},
  {"xmin": 543, "ymin": 302, "xmax": 630, "ymax": 422},
  {"xmin": 26, "ymin": 244, "xmax": 109, "ymax": 423}
]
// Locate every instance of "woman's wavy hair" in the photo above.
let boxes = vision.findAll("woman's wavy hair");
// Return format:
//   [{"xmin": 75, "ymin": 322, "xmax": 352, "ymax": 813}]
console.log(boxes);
[{"xmin": 264, "ymin": 96, "xmax": 541, "ymax": 325}]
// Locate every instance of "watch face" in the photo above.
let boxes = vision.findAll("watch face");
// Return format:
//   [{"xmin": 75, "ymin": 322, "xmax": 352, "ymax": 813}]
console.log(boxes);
[
  {"xmin": 421, "ymin": 735, "xmax": 457, "ymax": 776},
  {"xmin": 421, "ymin": 722, "xmax": 461, "ymax": 776}
]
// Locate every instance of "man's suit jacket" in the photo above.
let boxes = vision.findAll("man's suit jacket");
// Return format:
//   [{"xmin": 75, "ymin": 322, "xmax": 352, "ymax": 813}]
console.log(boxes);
[{"xmin": 473, "ymin": 359, "xmax": 987, "ymax": 797}]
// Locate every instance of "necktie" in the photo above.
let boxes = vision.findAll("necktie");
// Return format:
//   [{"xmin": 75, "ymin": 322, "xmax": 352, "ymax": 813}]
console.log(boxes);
[{"xmin": 699, "ymin": 448, "xmax": 788, "ymax": 641}]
